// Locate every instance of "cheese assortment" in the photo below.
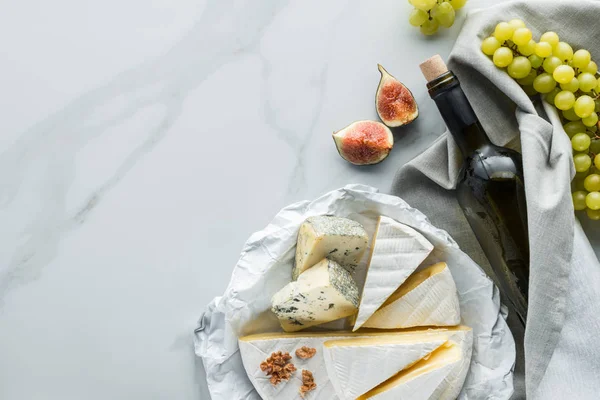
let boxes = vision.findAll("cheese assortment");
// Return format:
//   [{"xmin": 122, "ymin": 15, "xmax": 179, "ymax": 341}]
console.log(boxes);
[
  {"xmin": 363, "ymin": 262, "xmax": 461, "ymax": 329},
  {"xmin": 272, "ymin": 258, "xmax": 359, "ymax": 332},
  {"xmin": 241, "ymin": 214, "xmax": 471, "ymax": 399},
  {"xmin": 293, "ymin": 216, "xmax": 369, "ymax": 280}
]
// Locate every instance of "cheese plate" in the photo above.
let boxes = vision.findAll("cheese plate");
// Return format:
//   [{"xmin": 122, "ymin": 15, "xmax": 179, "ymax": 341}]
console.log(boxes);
[{"xmin": 195, "ymin": 185, "xmax": 516, "ymax": 400}]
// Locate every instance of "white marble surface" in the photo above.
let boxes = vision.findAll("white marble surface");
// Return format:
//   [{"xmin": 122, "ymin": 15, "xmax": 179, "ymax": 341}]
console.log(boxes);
[{"xmin": 3, "ymin": 0, "xmax": 598, "ymax": 399}]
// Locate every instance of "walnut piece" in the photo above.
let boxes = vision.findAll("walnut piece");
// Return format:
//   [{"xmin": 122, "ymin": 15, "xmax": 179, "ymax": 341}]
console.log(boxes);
[
  {"xmin": 295, "ymin": 346, "xmax": 317, "ymax": 360},
  {"xmin": 259, "ymin": 351, "xmax": 297, "ymax": 386},
  {"xmin": 300, "ymin": 370, "xmax": 317, "ymax": 398}
]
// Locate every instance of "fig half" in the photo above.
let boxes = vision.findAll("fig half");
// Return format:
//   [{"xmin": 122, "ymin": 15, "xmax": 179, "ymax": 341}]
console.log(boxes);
[
  {"xmin": 375, "ymin": 64, "xmax": 419, "ymax": 127},
  {"xmin": 333, "ymin": 120, "xmax": 393, "ymax": 165}
]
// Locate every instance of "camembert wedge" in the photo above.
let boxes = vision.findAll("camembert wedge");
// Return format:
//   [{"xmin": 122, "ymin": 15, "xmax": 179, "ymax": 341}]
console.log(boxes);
[
  {"xmin": 322, "ymin": 334, "xmax": 448, "ymax": 399},
  {"xmin": 354, "ymin": 216, "xmax": 434, "ymax": 330},
  {"xmin": 293, "ymin": 216, "xmax": 368, "ymax": 280},
  {"xmin": 356, "ymin": 327, "xmax": 473, "ymax": 400},
  {"xmin": 272, "ymin": 259, "xmax": 359, "ymax": 332},
  {"xmin": 363, "ymin": 262, "xmax": 461, "ymax": 329}
]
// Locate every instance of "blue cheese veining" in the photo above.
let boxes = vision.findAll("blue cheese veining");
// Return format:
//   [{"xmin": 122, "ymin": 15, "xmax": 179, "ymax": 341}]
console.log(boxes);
[
  {"xmin": 293, "ymin": 216, "xmax": 368, "ymax": 280},
  {"xmin": 272, "ymin": 259, "xmax": 359, "ymax": 332}
]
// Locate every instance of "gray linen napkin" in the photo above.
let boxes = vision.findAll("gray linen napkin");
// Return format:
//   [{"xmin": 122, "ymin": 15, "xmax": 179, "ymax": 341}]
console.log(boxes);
[{"xmin": 391, "ymin": 1, "xmax": 600, "ymax": 399}]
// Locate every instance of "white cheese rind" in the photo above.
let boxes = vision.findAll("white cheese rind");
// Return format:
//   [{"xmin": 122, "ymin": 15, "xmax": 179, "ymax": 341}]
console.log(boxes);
[
  {"xmin": 322, "ymin": 336, "xmax": 447, "ymax": 400},
  {"xmin": 354, "ymin": 216, "xmax": 434, "ymax": 330},
  {"xmin": 293, "ymin": 216, "xmax": 368, "ymax": 280},
  {"xmin": 363, "ymin": 263, "xmax": 461, "ymax": 329},
  {"xmin": 359, "ymin": 328, "xmax": 473, "ymax": 400},
  {"xmin": 272, "ymin": 259, "xmax": 359, "ymax": 332}
]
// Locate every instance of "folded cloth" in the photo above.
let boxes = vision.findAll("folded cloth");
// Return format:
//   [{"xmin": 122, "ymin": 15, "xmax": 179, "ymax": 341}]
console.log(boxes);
[{"xmin": 391, "ymin": 1, "xmax": 600, "ymax": 399}]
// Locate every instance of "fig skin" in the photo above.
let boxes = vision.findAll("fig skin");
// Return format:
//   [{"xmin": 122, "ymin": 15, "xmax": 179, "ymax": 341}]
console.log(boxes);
[
  {"xmin": 333, "ymin": 120, "xmax": 394, "ymax": 166},
  {"xmin": 375, "ymin": 64, "xmax": 419, "ymax": 128}
]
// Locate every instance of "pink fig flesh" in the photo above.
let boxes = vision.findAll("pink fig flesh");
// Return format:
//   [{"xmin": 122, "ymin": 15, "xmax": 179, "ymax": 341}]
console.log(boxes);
[
  {"xmin": 333, "ymin": 120, "xmax": 394, "ymax": 165},
  {"xmin": 376, "ymin": 64, "xmax": 419, "ymax": 127}
]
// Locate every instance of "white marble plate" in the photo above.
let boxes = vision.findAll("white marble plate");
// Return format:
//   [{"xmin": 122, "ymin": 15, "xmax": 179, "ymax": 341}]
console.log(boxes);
[{"xmin": 194, "ymin": 184, "xmax": 516, "ymax": 400}]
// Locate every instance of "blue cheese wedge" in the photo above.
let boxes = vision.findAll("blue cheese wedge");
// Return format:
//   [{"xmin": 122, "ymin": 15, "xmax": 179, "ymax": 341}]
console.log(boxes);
[
  {"xmin": 293, "ymin": 216, "xmax": 368, "ymax": 280},
  {"xmin": 363, "ymin": 262, "xmax": 461, "ymax": 329},
  {"xmin": 272, "ymin": 259, "xmax": 359, "ymax": 332}
]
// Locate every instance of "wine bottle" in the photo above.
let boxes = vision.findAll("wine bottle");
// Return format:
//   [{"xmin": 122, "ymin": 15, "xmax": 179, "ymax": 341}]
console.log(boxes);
[{"xmin": 420, "ymin": 55, "xmax": 529, "ymax": 325}]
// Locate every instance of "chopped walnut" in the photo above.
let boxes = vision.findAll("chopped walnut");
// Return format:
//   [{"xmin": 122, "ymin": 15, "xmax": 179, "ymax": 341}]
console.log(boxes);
[
  {"xmin": 260, "ymin": 351, "xmax": 297, "ymax": 386},
  {"xmin": 300, "ymin": 370, "xmax": 317, "ymax": 398},
  {"xmin": 295, "ymin": 346, "xmax": 317, "ymax": 360}
]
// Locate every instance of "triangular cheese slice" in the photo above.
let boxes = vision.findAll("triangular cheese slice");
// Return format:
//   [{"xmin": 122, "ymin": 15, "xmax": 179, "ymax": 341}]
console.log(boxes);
[
  {"xmin": 323, "ymin": 335, "xmax": 448, "ymax": 399},
  {"xmin": 354, "ymin": 216, "xmax": 434, "ymax": 330},
  {"xmin": 238, "ymin": 327, "xmax": 471, "ymax": 400},
  {"xmin": 363, "ymin": 262, "xmax": 461, "ymax": 329},
  {"xmin": 357, "ymin": 328, "xmax": 473, "ymax": 400}
]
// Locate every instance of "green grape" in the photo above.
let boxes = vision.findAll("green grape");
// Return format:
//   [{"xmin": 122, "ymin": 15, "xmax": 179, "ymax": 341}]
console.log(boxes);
[
  {"xmin": 533, "ymin": 73, "xmax": 557, "ymax": 93},
  {"xmin": 583, "ymin": 112, "xmax": 599, "ymax": 127},
  {"xmin": 572, "ymin": 132, "xmax": 591, "ymax": 151},
  {"xmin": 574, "ymin": 95, "xmax": 596, "ymax": 118},
  {"xmin": 572, "ymin": 190, "xmax": 588, "ymax": 210},
  {"xmin": 584, "ymin": 174, "xmax": 600, "ymax": 192},
  {"xmin": 554, "ymin": 90, "xmax": 576, "ymax": 110},
  {"xmin": 434, "ymin": 3, "xmax": 456, "ymax": 28},
  {"xmin": 560, "ymin": 77, "xmax": 580, "ymax": 93},
  {"xmin": 583, "ymin": 61, "xmax": 598, "ymax": 75},
  {"xmin": 481, "ymin": 37, "xmax": 501, "ymax": 55},
  {"xmin": 597, "ymin": 77, "xmax": 600, "ymax": 91},
  {"xmin": 529, "ymin": 54, "xmax": 543, "ymax": 69},
  {"xmin": 545, "ymin": 87, "xmax": 561, "ymax": 104},
  {"xmin": 523, "ymin": 85, "xmax": 538, "ymax": 96},
  {"xmin": 591, "ymin": 139, "xmax": 600, "ymax": 155},
  {"xmin": 493, "ymin": 47, "xmax": 514, "ymax": 68},
  {"xmin": 512, "ymin": 28, "xmax": 532, "ymax": 46},
  {"xmin": 596, "ymin": 98, "xmax": 600, "ymax": 113},
  {"xmin": 595, "ymin": 154, "xmax": 600, "ymax": 170},
  {"xmin": 573, "ymin": 172, "xmax": 588, "ymax": 191},
  {"xmin": 574, "ymin": 153, "xmax": 592, "ymax": 172},
  {"xmin": 518, "ymin": 40, "xmax": 536, "ymax": 56},
  {"xmin": 508, "ymin": 19, "xmax": 526, "ymax": 29},
  {"xmin": 543, "ymin": 56, "xmax": 563, "ymax": 74},
  {"xmin": 540, "ymin": 31, "xmax": 560, "ymax": 48},
  {"xmin": 534, "ymin": 42, "xmax": 553, "ymax": 58},
  {"xmin": 572, "ymin": 49, "xmax": 592, "ymax": 69},
  {"xmin": 578, "ymin": 72, "xmax": 597, "ymax": 92},
  {"xmin": 420, "ymin": 19, "xmax": 439, "ymax": 35},
  {"xmin": 553, "ymin": 65, "xmax": 575, "ymax": 84},
  {"xmin": 553, "ymin": 42, "xmax": 574, "ymax": 62},
  {"xmin": 507, "ymin": 56, "xmax": 532, "ymax": 79},
  {"xmin": 586, "ymin": 208, "xmax": 600, "ymax": 220},
  {"xmin": 563, "ymin": 107, "xmax": 581, "ymax": 122},
  {"xmin": 586, "ymin": 191, "xmax": 600, "ymax": 210},
  {"xmin": 409, "ymin": 8, "xmax": 429, "ymax": 27},
  {"xmin": 517, "ymin": 70, "xmax": 537, "ymax": 86},
  {"xmin": 494, "ymin": 22, "xmax": 514, "ymax": 42},
  {"xmin": 410, "ymin": 0, "xmax": 437, "ymax": 11},
  {"xmin": 448, "ymin": 0, "xmax": 468, "ymax": 9},
  {"xmin": 564, "ymin": 121, "xmax": 587, "ymax": 137}
]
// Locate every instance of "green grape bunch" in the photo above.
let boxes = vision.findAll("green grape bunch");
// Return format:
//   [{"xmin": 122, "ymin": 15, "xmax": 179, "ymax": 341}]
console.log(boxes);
[
  {"xmin": 481, "ymin": 19, "xmax": 600, "ymax": 220},
  {"xmin": 408, "ymin": 0, "xmax": 467, "ymax": 36}
]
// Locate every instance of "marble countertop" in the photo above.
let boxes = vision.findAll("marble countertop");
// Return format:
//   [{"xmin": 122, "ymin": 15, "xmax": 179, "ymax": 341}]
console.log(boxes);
[{"xmin": 2, "ymin": 0, "xmax": 599, "ymax": 399}]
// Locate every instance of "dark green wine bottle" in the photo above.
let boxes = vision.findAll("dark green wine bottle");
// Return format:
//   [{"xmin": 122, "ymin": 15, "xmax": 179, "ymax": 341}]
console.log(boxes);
[{"xmin": 421, "ymin": 55, "xmax": 529, "ymax": 325}]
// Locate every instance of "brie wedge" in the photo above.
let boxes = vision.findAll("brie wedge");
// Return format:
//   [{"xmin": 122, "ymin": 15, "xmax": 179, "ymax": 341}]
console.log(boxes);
[
  {"xmin": 363, "ymin": 262, "xmax": 461, "ymax": 329},
  {"xmin": 354, "ymin": 216, "xmax": 434, "ymax": 330},
  {"xmin": 322, "ymin": 334, "xmax": 448, "ymax": 399},
  {"xmin": 238, "ymin": 327, "xmax": 471, "ymax": 400},
  {"xmin": 293, "ymin": 216, "xmax": 368, "ymax": 280},
  {"xmin": 357, "ymin": 327, "xmax": 473, "ymax": 400},
  {"xmin": 272, "ymin": 259, "xmax": 359, "ymax": 332}
]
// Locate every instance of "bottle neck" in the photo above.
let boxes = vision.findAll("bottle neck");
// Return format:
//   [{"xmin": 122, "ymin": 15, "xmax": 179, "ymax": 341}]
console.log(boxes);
[{"xmin": 427, "ymin": 72, "xmax": 491, "ymax": 157}]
